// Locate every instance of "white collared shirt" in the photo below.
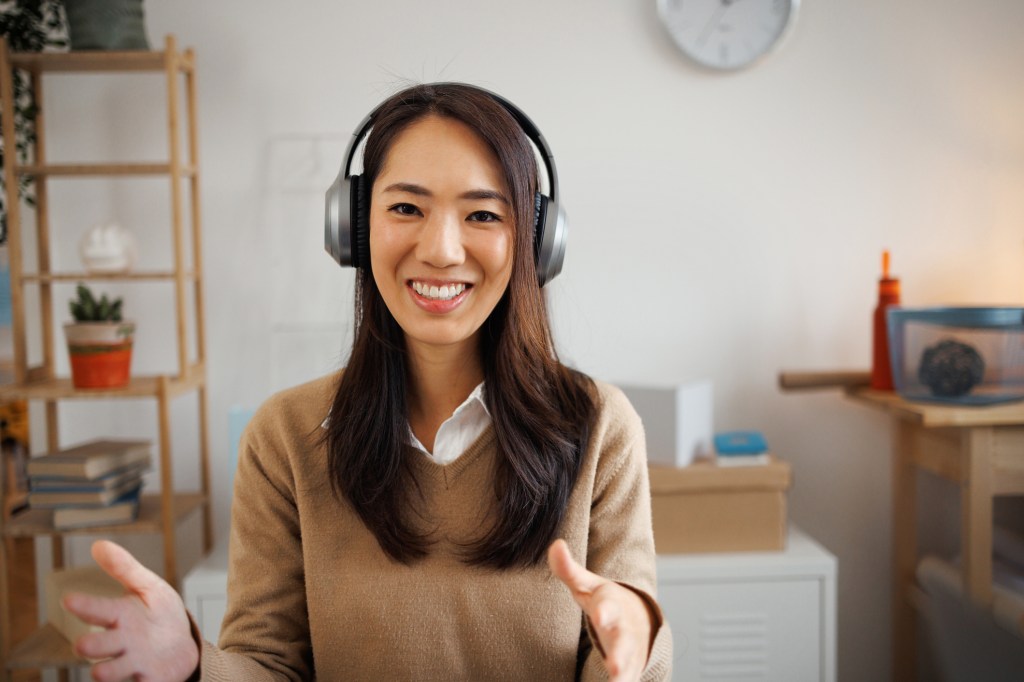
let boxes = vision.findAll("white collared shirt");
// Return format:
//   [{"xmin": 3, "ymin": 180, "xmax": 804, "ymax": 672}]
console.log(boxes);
[{"xmin": 408, "ymin": 382, "xmax": 491, "ymax": 465}]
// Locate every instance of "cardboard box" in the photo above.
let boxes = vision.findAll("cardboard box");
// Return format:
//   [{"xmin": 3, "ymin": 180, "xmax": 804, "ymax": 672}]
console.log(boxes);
[
  {"xmin": 649, "ymin": 457, "xmax": 791, "ymax": 554},
  {"xmin": 618, "ymin": 382, "xmax": 713, "ymax": 467}
]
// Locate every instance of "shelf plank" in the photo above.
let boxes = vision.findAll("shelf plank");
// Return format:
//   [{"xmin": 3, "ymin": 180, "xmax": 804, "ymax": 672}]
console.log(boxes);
[
  {"xmin": 6, "ymin": 623, "xmax": 83, "ymax": 669},
  {"xmin": 2, "ymin": 493, "xmax": 206, "ymax": 538},
  {"xmin": 9, "ymin": 50, "xmax": 189, "ymax": 74},
  {"xmin": 846, "ymin": 387, "xmax": 1024, "ymax": 428},
  {"xmin": 20, "ymin": 271, "xmax": 196, "ymax": 283},
  {"xmin": 15, "ymin": 163, "xmax": 196, "ymax": 177},
  {"xmin": 0, "ymin": 369, "xmax": 205, "ymax": 401}
]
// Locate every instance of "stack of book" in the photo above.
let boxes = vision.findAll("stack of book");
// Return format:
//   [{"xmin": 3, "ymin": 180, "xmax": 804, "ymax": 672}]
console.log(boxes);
[{"xmin": 26, "ymin": 439, "xmax": 151, "ymax": 531}]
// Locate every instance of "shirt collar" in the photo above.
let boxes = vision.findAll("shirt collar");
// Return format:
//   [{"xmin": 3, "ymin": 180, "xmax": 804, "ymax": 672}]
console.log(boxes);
[
  {"xmin": 406, "ymin": 381, "xmax": 490, "ymax": 461},
  {"xmin": 455, "ymin": 381, "xmax": 489, "ymax": 417},
  {"xmin": 320, "ymin": 381, "xmax": 489, "ymax": 429}
]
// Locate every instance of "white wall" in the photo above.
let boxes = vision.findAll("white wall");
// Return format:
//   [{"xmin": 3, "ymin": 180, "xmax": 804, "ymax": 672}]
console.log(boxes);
[{"xmin": 37, "ymin": 1, "xmax": 1024, "ymax": 680}]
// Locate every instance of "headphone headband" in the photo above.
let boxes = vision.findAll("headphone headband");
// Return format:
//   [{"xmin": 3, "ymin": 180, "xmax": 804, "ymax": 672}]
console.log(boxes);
[{"xmin": 325, "ymin": 83, "xmax": 568, "ymax": 286}]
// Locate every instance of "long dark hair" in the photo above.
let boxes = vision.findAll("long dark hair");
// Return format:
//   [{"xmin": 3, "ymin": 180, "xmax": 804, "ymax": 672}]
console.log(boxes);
[{"xmin": 324, "ymin": 83, "xmax": 596, "ymax": 569}]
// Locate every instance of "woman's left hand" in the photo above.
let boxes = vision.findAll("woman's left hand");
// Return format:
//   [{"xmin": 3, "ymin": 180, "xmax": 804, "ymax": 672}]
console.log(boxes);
[{"xmin": 548, "ymin": 539, "xmax": 652, "ymax": 682}]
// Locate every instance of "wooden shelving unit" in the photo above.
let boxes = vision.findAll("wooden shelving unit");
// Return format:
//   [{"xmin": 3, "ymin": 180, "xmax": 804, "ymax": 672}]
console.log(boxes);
[
  {"xmin": 4, "ymin": 493, "xmax": 206, "ymax": 539},
  {"xmin": 845, "ymin": 388, "xmax": 1024, "ymax": 681},
  {"xmin": 0, "ymin": 35, "xmax": 211, "ymax": 678},
  {"xmin": 20, "ymin": 270, "xmax": 197, "ymax": 283}
]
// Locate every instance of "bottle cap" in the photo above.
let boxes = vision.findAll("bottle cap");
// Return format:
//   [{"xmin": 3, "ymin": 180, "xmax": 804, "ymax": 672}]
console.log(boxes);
[{"xmin": 879, "ymin": 250, "xmax": 900, "ymax": 297}]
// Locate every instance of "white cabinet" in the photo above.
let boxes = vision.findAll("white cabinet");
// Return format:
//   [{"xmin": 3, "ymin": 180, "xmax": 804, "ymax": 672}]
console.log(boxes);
[
  {"xmin": 182, "ymin": 540, "xmax": 229, "ymax": 643},
  {"xmin": 657, "ymin": 526, "xmax": 837, "ymax": 682},
  {"xmin": 184, "ymin": 526, "xmax": 837, "ymax": 677}
]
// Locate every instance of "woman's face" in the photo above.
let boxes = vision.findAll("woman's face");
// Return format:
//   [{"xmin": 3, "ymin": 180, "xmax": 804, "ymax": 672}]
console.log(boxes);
[{"xmin": 369, "ymin": 115, "xmax": 514, "ymax": 356}]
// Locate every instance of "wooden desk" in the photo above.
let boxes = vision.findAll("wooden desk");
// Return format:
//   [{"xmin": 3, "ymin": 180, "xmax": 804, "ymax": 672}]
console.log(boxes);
[{"xmin": 846, "ymin": 389, "xmax": 1024, "ymax": 681}]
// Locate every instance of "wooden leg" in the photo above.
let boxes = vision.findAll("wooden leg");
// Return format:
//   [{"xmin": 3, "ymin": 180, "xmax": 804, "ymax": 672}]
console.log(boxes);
[
  {"xmin": 891, "ymin": 417, "xmax": 917, "ymax": 682},
  {"xmin": 157, "ymin": 377, "xmax": 177, "ymax": 588},
  {"xmin": 0, "ymin": 515, "xmax": 10, "ymax": 681},
  {"xmin": 198, "ymin": 384, "xmax": 212, "ymax": 554},
  {"xmin": 7, "ymin": 537, "xmax": 38, "ymax": 668},
  {"xmin": 47, "ymin": 404, "xmax": 67, "ymax": 682},
  {"xmin": 961, "ymin": 427, "xmax": 994, "ymax": 604}
]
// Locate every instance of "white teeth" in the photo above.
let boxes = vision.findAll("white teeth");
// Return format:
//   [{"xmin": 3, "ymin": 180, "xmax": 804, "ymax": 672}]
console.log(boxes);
[{"xmin": 412, "ymin": 282, "xmax": 465, "ymax": 301}]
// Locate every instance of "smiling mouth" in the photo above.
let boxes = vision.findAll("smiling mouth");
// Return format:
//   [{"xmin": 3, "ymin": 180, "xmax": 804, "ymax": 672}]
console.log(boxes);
[{"xmin": 409, "ymin": 281, "xmax": 470, "ymax": 301}]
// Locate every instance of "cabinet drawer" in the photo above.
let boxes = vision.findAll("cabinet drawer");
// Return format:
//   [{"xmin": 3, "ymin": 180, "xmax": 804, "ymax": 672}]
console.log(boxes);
[
  {"xmin": 193, "ymin": 594, "xmax": 227, "ymax": 643},
  {"xmin": 660, "ymin": 578, "xmax": 824, "ymax": 681}
]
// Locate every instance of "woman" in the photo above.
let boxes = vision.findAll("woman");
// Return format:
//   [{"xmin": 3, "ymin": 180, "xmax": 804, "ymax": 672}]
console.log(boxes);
[{"xmin": 64, "ymin": 83, "xmax": 672, "ymax": 681}]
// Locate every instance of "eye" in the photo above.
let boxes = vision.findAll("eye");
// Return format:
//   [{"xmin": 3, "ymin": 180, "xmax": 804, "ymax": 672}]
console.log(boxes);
[
  {"xmin": 467, "ymin": 210, "xmax": 501, "ymax": 223},
  {"xmin": 387, "ymin": 203, "xmax": 422, "ymax": 217}
]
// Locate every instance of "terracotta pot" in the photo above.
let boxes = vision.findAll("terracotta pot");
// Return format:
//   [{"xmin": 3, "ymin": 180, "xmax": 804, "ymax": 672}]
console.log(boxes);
[{"xmin": 64, "ymin": 321, "xmax": 136, "ymax": 389}]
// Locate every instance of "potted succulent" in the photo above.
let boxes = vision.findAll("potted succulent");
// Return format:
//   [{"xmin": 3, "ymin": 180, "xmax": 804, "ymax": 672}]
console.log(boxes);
[{"xmin": 64, "ymin": 283, "xmax": 134, "ymax": 388}]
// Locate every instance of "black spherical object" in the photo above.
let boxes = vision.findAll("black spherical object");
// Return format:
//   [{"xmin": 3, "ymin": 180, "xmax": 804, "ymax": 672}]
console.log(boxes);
[{"xmin": 918, "ymin": 339, "xmax": 985, "ymax": 398}]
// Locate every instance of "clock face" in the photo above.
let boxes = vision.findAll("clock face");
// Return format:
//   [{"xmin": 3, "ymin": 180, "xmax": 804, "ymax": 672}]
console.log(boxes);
[{"xmin": 657, "ymin": 0, "xmax": 797, "ymax": 71}]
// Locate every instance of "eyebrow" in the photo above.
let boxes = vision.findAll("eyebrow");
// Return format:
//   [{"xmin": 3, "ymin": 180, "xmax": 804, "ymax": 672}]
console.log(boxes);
[{"xmin": 381, "ymin": 182, "xmax": 509, "ymax": 204}]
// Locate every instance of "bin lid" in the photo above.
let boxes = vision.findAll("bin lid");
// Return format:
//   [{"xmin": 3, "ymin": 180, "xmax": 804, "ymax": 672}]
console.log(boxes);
[{"xmin": 648, "ymin": 456, "xmax": 791, "ymax": 494}]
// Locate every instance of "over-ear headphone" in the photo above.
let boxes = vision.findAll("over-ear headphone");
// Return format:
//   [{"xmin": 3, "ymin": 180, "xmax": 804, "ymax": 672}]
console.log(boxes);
[{"xmin": 324, "ymin": 83, "xmax": 567, "ymax": 287}]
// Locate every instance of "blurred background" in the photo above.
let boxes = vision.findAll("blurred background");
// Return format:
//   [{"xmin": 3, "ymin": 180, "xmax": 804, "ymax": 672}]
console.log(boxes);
[{"xmin": 16, "ymin": 1, "xmax": 1024, "ymax": 680}]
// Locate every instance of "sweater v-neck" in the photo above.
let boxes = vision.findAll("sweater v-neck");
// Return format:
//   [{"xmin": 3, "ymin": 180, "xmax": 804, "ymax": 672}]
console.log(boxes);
[{"xmin": 408, "ymin": 424, "xmax": 496, "ymax": 489}]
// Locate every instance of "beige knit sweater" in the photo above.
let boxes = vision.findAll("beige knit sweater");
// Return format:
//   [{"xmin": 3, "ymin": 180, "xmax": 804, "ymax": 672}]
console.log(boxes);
[{"xmin": 197, "ymin": 373, "xmax": 672, "ymax": 681}]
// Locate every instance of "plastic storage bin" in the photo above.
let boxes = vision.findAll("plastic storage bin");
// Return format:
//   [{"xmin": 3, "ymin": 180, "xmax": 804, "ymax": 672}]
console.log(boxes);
[{"xmin": 887, "ymin": 307, "xmax": 1024, "ymax": 405}]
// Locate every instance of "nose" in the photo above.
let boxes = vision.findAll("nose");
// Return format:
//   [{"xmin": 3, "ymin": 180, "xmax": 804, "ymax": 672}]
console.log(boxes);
[{"xmin": 415, "ymin": 210, "xmax": 465, "ymax": 268}]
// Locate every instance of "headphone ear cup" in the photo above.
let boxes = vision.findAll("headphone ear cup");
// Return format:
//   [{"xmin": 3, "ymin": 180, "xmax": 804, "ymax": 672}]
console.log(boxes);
[
  {"xmin": 533, "ymin": 192, "xmax": 547, "ymax": 271},
  {"xmin": 325, "ymin": 172, "xmax": 351, "ymax": 266},
  {"xmin": 351, "ymin": 174, "xmax": 371, "ymax": 269},
  {"xmin": 533, "ymin": 192, "xmax": 567, "ymax": 287}
]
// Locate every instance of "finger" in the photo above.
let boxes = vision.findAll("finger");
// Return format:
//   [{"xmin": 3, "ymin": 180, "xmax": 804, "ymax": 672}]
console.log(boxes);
[
  {"xmin": 89, "ymin": 653, "xmax": 137, "ymax": 682},
  {"xmin": 74, "ymin": 626, "xmax": 124, "ymax": 660},
  {"xmin": 91, "ymin": 540, "xmax": 162, "ymax": 598},
  {"xmin": 547, "ymin": 539, "xmax": 604, "ymax": 597},
  {"xmin": 62, "ymin": 592, "xmax": 121, "ymax": 629}
]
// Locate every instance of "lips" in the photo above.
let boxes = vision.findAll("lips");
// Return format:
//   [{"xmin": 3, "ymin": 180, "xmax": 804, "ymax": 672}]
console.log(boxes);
[
  {"xmin": 406, "ymin": 279, "xmax": 472, "ymax": 313},
  {"xmin": 410, "ymin": 281, "xmax": 467, "ymax": 301}
]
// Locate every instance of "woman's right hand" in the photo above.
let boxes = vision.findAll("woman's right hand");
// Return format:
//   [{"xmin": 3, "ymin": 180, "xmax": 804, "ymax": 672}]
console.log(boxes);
[{"xmin": 62, "ymin": 539, "xmax": 200, "ymax": 682}]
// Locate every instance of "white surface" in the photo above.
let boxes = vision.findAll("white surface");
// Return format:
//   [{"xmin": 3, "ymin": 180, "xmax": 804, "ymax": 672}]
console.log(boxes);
[
  {"xmin": 181, "ymin": 539, "xmax": 231, "ymax": 644},
  {"xmin": 619, "ymin": 381, "xmax": 713, "ymax": 466},
  {"xmin": 658, "ymin": 526, "xmax": 838, "ymax": 681},
  {"xmin": 183, "ymin": 525, "xmax": 838, "ymax": 677},
  {"xmin": 28, "ymin": 3, "xmax": 1022, "ymax": 680}
]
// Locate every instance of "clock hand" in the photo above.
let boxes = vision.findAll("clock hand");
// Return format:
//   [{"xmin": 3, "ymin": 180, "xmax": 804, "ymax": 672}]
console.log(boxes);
[{"xmin": 697, "ymin": 0, "xmax": 733, "ymax": 48}]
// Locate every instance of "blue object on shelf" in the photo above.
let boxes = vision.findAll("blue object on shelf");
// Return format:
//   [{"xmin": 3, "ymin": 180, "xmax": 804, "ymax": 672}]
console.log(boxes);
[
  {"xmin": 228, "ymin": 406, "xmax": 256, "ymax": 488},
  {"xmin": 714, "ymin": 431, "xmax": 768, "ymax": 455}
]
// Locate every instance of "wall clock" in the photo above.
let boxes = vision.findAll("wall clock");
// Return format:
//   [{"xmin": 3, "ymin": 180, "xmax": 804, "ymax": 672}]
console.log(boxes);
[{"xmin": 656, "ymin": 0, "xmax": 798, "ymax": 71}]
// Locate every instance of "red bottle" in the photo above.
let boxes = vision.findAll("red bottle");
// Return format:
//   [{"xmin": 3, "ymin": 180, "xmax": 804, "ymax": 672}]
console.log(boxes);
[{"xmin": 871, "ymin": 251, "xmax": 901, "ymax": 391}]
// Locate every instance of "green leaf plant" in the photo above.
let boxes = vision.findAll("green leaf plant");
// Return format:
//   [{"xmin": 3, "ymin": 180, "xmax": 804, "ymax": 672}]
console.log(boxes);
[
  {"xmin": 69, "ymin": 282, "xmax": 123, "ymax": 322},
  {"xmin": 0, "ymin": 1, "xmax": 68, "ymax": 243}
]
